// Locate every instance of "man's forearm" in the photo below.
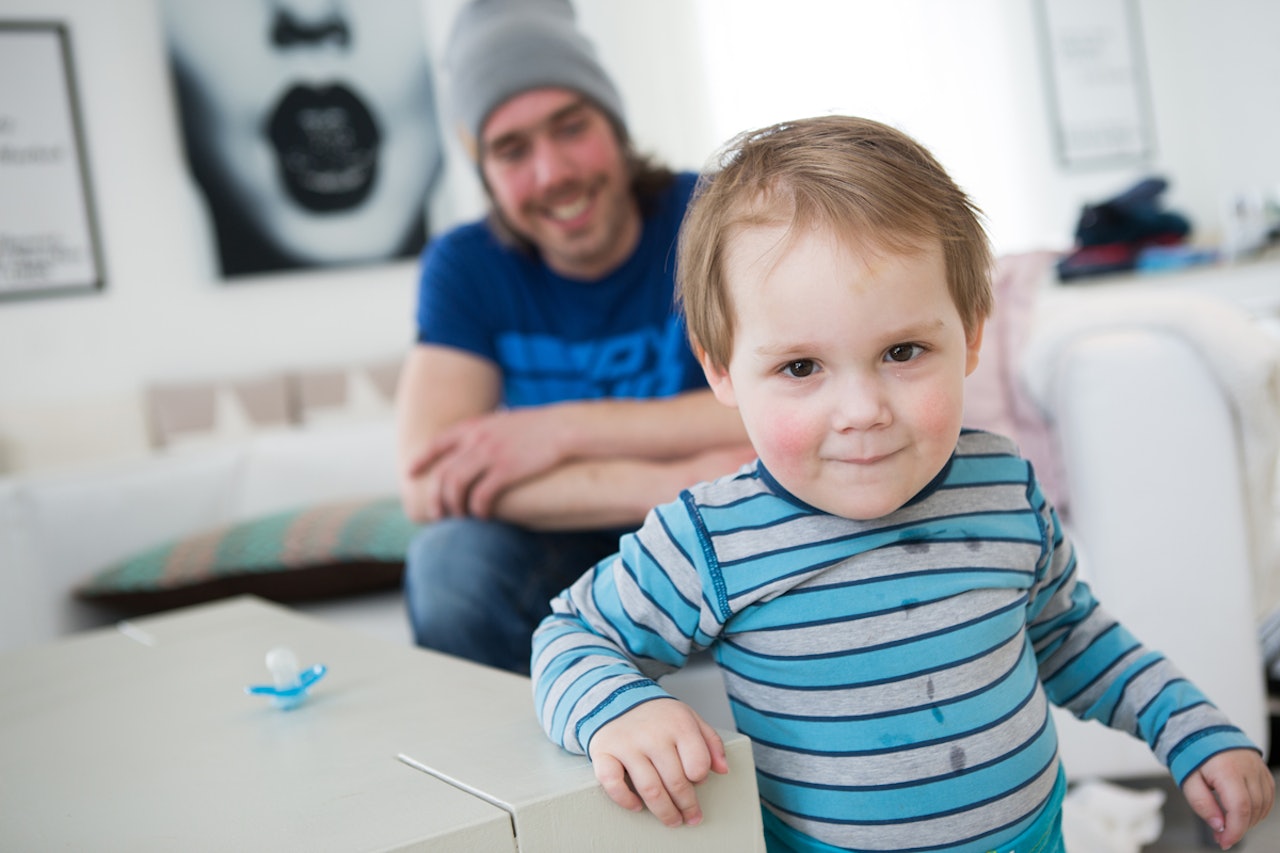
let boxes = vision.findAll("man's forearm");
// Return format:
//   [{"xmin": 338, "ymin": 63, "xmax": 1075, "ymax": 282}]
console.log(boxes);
[
  {"xmin": 551, "ymin": 390, "xmax": 747, "ymax": 463},
  {"xmin": 491, "ymin": 446, "xmax": 755, "ymax": 531}
]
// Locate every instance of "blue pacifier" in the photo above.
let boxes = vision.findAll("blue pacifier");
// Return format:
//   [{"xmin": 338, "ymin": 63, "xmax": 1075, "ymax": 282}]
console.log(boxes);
[{"xmin": 245, "ymin": 646, "xmax": 327, "ymax": 710}]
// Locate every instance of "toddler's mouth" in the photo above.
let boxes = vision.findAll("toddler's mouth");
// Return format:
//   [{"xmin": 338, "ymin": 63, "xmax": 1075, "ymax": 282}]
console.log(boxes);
[{"xmin": 266, "ymin": 83, "xmax": 380, "ymax": 213}]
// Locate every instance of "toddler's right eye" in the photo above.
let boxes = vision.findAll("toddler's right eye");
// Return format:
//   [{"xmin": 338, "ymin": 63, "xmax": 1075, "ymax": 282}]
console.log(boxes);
[{"xmin": 783, "ymin": 359, "xmax": 816, "ymax": 378}]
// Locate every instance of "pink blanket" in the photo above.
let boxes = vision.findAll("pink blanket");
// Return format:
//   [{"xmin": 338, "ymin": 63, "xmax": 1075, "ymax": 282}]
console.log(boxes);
[{"xmin": 963, "ymin": 251, "xmax": 1067, "ymax": 513}]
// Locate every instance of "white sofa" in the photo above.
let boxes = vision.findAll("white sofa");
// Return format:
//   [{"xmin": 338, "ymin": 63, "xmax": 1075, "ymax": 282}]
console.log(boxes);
[
  {"xmin": 1026, "ymin": 286, "xmax": 1277, "ymax": 780},
  {"xmin": 1, "ymin": 280, "xmax": 1275, "ymax": 784},
  {"xmin": 0, "ymin": 420, "xmax": 413, "ymax": 652}
]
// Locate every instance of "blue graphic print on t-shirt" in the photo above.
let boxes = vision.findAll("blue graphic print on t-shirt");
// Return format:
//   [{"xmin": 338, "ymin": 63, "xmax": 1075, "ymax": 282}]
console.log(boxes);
[{"xmin": 497, "ymin": 315, "xmax": 691, "ymax": 404}]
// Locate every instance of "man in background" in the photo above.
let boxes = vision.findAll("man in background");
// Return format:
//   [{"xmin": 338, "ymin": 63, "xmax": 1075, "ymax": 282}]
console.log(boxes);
[{"xmin": 396, "ymin": 0, "xmax": 751, "ymax": 674}]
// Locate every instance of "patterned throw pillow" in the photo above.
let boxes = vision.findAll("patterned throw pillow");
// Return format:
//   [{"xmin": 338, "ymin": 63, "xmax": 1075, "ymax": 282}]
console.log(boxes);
[{"xmin": 75, "ymin": 497, "xmax": 415, "ymax": 614}]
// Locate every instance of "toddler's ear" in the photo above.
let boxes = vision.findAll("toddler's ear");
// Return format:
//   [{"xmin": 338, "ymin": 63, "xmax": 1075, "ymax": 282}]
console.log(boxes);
[
  {"xmin": 697, "ymin": 347, "xmax": 738, "ymax": 408},
  {"xmin": 965, "ymin": 319, "xmax": 986, "ymax": 377}
]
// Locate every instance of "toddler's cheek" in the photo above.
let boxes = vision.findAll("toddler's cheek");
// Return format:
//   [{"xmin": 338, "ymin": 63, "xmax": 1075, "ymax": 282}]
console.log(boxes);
[
  {"xmin": 917, "ymin": 386, "xmax": 967, "ymax": 440},
  {"xmin": 751, "ymin": 412, "xmax": 815, "ymax": 471}
]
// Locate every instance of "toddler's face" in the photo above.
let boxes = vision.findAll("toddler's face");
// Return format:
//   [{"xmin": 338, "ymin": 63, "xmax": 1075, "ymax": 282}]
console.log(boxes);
[{"xmin": 702, "ymin": 224, "xmax": 982, "ymax": 520}]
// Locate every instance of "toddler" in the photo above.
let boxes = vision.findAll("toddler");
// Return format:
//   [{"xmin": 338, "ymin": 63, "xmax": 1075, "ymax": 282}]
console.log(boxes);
[{"xmin": 532, "ymin": 115, "xmax": 1273, "ymax": 852}]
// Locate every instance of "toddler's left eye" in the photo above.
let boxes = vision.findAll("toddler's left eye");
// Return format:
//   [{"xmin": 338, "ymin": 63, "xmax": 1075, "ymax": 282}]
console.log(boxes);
[{"xmin": 886, "ymin": 344, "xmax": 920, "ymax": 363}]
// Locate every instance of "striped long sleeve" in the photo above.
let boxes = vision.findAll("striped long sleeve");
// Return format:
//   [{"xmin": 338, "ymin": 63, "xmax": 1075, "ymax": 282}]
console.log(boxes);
[{"xmin": 531, "ymin": 430, "xmax": 1257, "ymax": 852}]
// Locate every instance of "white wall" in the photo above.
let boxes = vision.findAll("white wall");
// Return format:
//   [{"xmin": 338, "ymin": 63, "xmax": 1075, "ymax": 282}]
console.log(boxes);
[
  {"xmin": 692, "ymin": 0, "xmax": 1280, "ymax": 256},
  {"xmin": 0, "ymin": 0, "xmax": 1276, "ymax": 475}
]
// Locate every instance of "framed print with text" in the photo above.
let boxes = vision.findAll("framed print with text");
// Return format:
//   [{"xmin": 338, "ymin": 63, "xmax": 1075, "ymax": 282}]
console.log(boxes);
[
  {"xmin": 1038, "ymin": 0, "xmax": 1154, "ymax": 168},
  {"xmin": 0, "ymin": 22, "xmax": 104, "ymax": 300}
]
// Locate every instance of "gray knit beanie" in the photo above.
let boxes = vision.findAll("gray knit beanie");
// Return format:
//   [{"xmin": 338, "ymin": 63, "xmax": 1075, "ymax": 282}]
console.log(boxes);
[{"xmin": 444, "ymin": 0, "xmax": 626, "ymax": 155}]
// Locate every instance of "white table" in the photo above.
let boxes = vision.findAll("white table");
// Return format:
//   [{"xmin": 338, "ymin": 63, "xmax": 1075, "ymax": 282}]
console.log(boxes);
[{"xmin": 0, "ymin": 596, "xmax": 763, "ymax": 851}]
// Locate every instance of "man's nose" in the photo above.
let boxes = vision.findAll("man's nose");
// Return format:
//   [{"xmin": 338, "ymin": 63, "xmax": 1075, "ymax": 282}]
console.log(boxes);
[{"xmin": 530, "ymin": 136, "xmax": 574, "ymax": 189}]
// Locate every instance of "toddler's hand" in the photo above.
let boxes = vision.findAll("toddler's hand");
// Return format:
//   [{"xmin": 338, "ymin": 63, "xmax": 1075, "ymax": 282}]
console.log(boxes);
[
  {"xmin": 587, "ymin": 698, "xmax": 729, "ymax": 827},
  {"xmin": 1181, "ymin": 748, "xmax": 1274, "ymax": 849}
]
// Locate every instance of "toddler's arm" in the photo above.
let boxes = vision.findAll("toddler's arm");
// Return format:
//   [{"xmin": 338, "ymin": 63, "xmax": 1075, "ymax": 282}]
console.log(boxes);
[
  {"xmin": 587, "ymin": 697, "xmax": 729, "ymax": 828},
  {"xmin": 1180, "ymin": 748, "xmax": 1274, "ymax": 850}
]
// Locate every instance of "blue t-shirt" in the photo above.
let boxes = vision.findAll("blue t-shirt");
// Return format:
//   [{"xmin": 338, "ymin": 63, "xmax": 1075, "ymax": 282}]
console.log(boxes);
[{"xmin": 414, "ymin": 172, "xmax": 705, "ymax": 407}]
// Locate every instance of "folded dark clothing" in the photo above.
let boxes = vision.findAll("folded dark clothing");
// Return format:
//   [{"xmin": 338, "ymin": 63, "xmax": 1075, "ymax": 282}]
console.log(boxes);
[
  {"xmin": 1073, "ymin": 176, "xmax": 1191, "ymax": 247},
  {"xmin": 1056, "ymin": 232, "xmax": 1187, "ymax": 281}
]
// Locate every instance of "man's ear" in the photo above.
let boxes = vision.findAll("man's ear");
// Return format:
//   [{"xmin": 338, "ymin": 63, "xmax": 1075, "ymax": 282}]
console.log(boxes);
[
  {"xmin": 697, "ymin": 345, "xmax": 738, "ymax": 408},
  {"xmin": 964, "ymin": 318, "xmax": 986, "ymax": 377}
]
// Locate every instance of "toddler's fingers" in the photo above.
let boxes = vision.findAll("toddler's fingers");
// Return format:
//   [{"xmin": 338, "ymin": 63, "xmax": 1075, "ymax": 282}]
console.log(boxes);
[
  {"xmin": 1252, "ymin": 764, "xmax": 1275, "ymax": 820},
  {"xmin": 628, "ymin": 757, "xmax": 686, "ymax": 827},
  {"xmin": 676, "ymin": 734, "xmax": 712, "ymax": 785},
  {"xmin": 696, "ymin": 717, "xmax": 730, "ymax": 776},
  {"xmin": 1181, "ymin": 772, "xmax": 1227, "ymax": 841},
  {"xmin": 1255, "ymin": 769, "xmax": 1276, "ymax": 823},
  {"xmin": 650, "ymin": 749, "xmax": 704, "ymax": 826},
  {"xmin": 592, "ymin": 753, "xmax": 643, "ymax": 814},
  {"xmin": 1216, "ymin": 795, "xmax": 1249, "ymax": 850},
  {"xmin": 1224, "ymin": 768, "xmax": 1275, "ymax": 844}
]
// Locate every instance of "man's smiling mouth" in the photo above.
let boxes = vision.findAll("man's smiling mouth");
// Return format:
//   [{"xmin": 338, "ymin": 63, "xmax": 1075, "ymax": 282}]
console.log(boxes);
[{"xmin": 547, "ymin": 194, "xmax": 591, "ymax": 222}]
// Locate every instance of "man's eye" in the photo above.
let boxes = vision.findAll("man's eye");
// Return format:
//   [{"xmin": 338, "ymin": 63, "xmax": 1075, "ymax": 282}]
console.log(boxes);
[
  {"xmin": 554, "ymin": 118, "xmax": 589, "ymax": 139},
  {"xmin": 488, "ymin": 142, "xmax": 527, "ymax": 164},
  {"xmin": 886, "ymin": 344, "xmax": 922, "ymax": 363},
  {"xmin": 783, "ymin": 359, "xmax": 817, "ymax": 378}
]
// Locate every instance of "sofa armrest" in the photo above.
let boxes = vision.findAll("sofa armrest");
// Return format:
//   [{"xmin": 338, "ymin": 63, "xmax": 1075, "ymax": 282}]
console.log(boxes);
[
  {"xmin": 0, "ymin": 480, "xmax": 43, "ymax": 652},
  {"xmin": 4, "ymin": 447, "xmax": 245, "ymax": 650},
  {"xmin": 1044, "ymin": 328, "xmax": 1268, "ymax": 778}
]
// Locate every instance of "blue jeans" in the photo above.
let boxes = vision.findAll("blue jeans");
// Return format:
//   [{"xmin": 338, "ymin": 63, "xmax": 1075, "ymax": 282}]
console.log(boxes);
[{"xmin": 402, "ymin": 518, "xmax": 629, "ymax": 674}]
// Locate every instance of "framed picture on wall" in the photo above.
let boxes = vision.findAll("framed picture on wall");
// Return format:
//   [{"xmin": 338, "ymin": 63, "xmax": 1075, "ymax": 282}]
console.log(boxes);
[
  {"xmin": 1037, "ymin": 0, "xmax": 1154, "ymax": 168},
  {"xmin": 160, "ymin": 0, "xmax": 446, "ymax": 280},
  {"xmin": 0, "ymin": 22, "xmax": 105, "ymax": 301}
]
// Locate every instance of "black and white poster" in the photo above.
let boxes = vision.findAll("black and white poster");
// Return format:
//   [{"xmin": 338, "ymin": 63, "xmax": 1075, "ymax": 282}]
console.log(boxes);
[
  {"xmin": 161, "ymin": 0, "xmax": 445, "ymax": 279},
  {"xmin": 0, "ymin": 22, "xmax": 104, "ymax": 301}
]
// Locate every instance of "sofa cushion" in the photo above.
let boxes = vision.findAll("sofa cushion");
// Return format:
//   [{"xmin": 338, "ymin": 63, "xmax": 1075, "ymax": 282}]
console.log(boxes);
[
  {"xmin": 233, "ymin": 421, "xmax": 399, "ymax": 520},
  {"xmin": 74, "ymin": 496, "xmax": 414, "ymax": 615}
]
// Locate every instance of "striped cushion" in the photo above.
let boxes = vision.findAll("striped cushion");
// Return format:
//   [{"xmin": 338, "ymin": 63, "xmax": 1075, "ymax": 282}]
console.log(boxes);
[{"xmin": 75, "ymin": 497, "xmax": 414, "ymax": 614}]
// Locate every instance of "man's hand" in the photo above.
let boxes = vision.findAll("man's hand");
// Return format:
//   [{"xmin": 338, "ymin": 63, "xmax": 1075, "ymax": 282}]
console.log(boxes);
[
  {"xmin": 407, "ymin": 406, "xmax": 572, "ymax": 519},
  {"xmin": 588, "ymin": 698, "xmax": 729, "ymax": 827},
  {"xmin": 1181, "ymin": 748, "xmax": 1274, "ymax": 849}
]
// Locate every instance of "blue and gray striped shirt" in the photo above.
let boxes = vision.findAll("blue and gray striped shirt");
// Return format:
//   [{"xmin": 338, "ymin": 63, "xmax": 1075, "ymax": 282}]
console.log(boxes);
[{"xmin": 532, "ymin": 430, "xmax": 1256, "ymax": 852}]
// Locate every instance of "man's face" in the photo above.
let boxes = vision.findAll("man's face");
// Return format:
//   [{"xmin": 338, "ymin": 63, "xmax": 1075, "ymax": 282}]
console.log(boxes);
[
  {"xmin": 479, "ymin": 88, "xmax": 640, "ymax": 281},
  {"xmin": 702, "ymin": 225, "xmax": 983, "ymax": 521}
]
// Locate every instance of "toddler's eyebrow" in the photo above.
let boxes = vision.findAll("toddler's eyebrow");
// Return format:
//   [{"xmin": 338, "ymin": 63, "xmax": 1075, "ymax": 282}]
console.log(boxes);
[
  {"xmin": 753, "ymin": 341, "xmax": 818, "ymax": 359},
  {"xmin": 753, "ymin": 318, "xmax": 951, "ymax": 358},
  {"xmin": 870, "ymin": 317, "xmax": 954, "ymax": 343}
]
